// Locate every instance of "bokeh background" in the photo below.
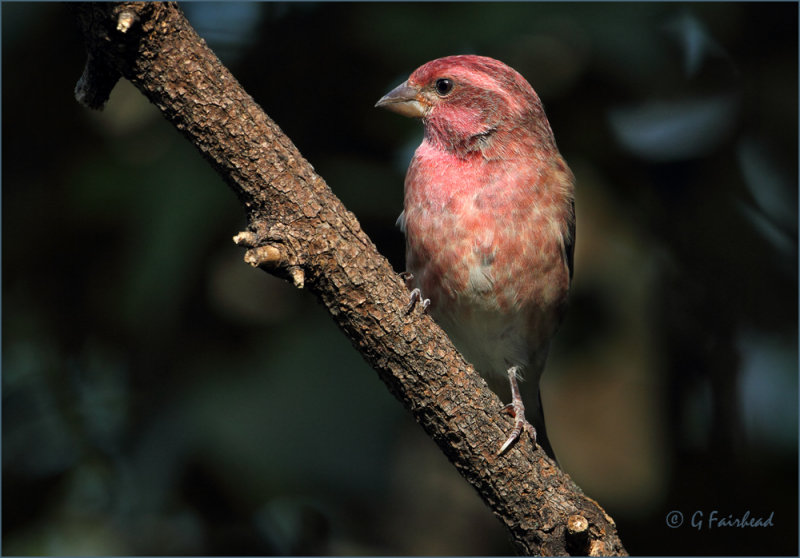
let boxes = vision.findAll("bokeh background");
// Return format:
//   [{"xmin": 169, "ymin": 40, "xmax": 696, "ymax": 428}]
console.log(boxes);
[{"xmin": 3, "ymin": 2, "xmax": 797, "ymax": 555}]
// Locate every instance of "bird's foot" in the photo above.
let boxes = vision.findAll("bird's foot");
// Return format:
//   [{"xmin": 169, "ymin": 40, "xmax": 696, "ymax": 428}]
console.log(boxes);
[
  {"xmin": 496, "ymin": 365, "xmax": 538, "ymax": 456},
  {"xmin": 497, "ymin": 399, "xmax": 537, "ymax": 456},
  {"xmin": 399, "ymin": 271, "xmax": 415, "ymax": 288},
  {"xmin": 404, "ymin": 285, "xmax": 430, "ymax": 315}
]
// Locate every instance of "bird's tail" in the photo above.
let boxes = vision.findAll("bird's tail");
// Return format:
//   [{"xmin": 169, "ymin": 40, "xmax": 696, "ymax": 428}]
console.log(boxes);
[{"xmin": 532, "ymin": 389, "xmax": 557, "ymax": 461}]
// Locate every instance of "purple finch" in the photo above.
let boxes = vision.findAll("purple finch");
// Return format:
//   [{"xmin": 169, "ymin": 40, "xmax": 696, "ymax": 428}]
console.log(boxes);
[{"xmin": 376, "ymin": 55, "xmax": 575, "ymax": 458}]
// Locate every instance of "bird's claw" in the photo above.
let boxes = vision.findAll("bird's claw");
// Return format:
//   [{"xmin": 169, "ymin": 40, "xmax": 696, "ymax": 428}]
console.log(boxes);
[
  {"xmin": 404, "ymin": 286, "xmax": 431, "ymax": 315},
  {"xmin": 497, "ymin": 399, "xmax": 537, "ymax": 456},
  {"xmin": 399, "ymin": 271, "xmax": 415, "ymax": 288}
]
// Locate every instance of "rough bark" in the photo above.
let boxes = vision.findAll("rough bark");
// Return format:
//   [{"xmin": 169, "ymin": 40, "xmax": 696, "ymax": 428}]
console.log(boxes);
[{"xmin": 71, "ymin": 3, "xmax": 627, "ymax": 555}]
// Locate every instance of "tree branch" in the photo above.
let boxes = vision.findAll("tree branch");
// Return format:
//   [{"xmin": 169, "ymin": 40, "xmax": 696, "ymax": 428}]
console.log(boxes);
[{"xmin": 71, "ymin": 3, "xmax": 626, "ymax": 555}]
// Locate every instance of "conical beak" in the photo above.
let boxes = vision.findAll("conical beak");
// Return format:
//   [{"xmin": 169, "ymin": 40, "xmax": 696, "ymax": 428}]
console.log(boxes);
[{"xmin": 375, "ymin": 81, "xmax": 427, "ymax": 118}]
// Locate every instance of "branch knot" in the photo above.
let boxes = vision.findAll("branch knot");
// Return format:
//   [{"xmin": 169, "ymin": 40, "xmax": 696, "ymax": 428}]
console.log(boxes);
[{"xmin": 234, "ymin": 231, "xmax": 304, "ymax": 289}]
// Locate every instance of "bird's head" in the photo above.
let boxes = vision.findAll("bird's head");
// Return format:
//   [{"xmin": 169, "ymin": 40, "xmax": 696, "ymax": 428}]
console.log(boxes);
[{"xmin": 376, "ymin": 55, "xmax": 554, "ymax": 155}]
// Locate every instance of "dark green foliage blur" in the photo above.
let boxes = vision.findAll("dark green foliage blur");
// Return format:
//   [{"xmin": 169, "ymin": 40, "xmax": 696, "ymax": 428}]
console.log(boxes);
[{"xmin": 3, "ymin": 2, "xmax": 797, "ymax": 555}]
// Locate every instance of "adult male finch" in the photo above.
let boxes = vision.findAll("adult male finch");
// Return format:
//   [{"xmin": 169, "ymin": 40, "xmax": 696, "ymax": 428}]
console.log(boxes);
[{"xmin": 376, "ymin": 55, "xmax": 575, "ymax": 458}]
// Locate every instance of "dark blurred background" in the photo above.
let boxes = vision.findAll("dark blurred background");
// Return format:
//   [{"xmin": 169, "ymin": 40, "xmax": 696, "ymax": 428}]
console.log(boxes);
[{"xmin": 3, "ymin": 2, "xmax": 797, "ymax": 555}]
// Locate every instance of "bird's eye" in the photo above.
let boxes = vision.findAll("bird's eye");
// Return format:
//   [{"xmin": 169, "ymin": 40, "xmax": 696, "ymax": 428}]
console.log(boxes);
[{"xmin": 435, "ymin": 78, "xmax": 454, "ymax": 96}]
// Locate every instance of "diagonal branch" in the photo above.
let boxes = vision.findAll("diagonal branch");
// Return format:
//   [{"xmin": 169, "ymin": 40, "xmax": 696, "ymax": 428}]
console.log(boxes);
[{"xmin": 71, "ymin": 2, "xmax": 626, "ymax": 555}]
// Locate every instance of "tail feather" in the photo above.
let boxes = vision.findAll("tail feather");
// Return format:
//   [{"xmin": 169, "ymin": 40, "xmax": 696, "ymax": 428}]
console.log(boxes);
[{"xmin": 532, "ymin": 389, "xmax": 556, "ymax": 461}]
